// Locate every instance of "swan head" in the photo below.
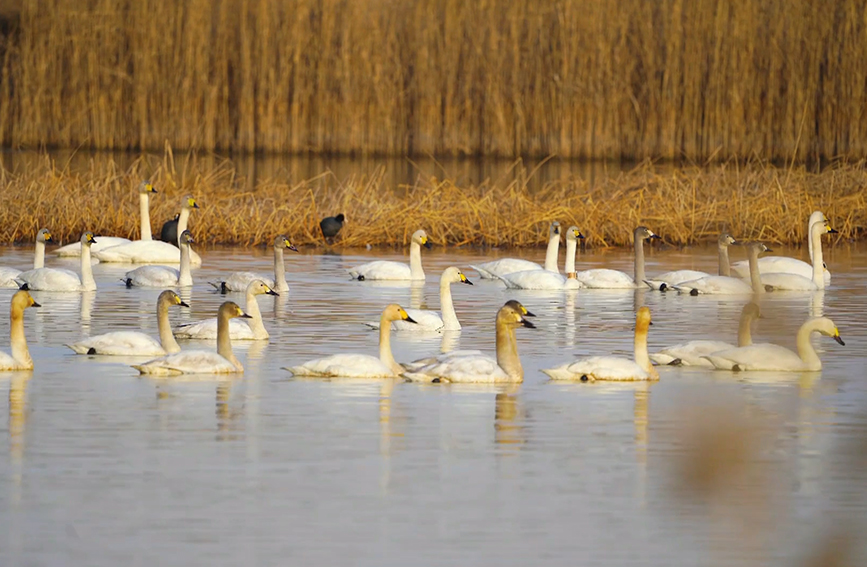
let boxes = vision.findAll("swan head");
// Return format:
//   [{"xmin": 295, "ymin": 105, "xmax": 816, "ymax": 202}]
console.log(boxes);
[
  {"xmin": 220, "ymin": 301, "xmax": 251, "ymax": 320},
  {"xmin": 718, "ymin": 233, "xmax": 737, "ymax": 246},
  {"xmin": 36, "ymin": 228, "xmax": 53, "ymax": 244},
  {"xmin": 159, "ymin": 290, "xmax": 190, "ymax": 308},
  {"xmin": 635, "ymin": 306, "xmax": 652, "ymax": 332},
  {"xmin": 500, "ymin": 300, "xmax": 536, "ymax": 328},
  {"xmin": 549, "ymin": 221, "xmax": 561, "ymax": 238},
  {"xmin": 179, "ymin": 230, "xmax": 195, "ymax": 246},
  {"xmin": 138, "ymin": 181, "xmax": 157, "ymax": 194},
  {"xmin": 742, "ymin": 302, "xmax": 762, "ymax": 319},
  {"xmin": 11, "ymin": 290, "xmax": 40, "ymax": 313},
  {"xmin": 274, "ymin": 235, "xmax": 298, "ymax": 252},
  {"xmin": 811, "ymin": 317, "xmax": 845, "ymax": 346},
  {"xmin": 412, "ymin": 230, "xmax": 432, "ymax": 250},
  {"xmin": 809, "ymin": 211, "xmax": 827, "ymax": 225},
  {"xmin": 566, "ymin": 226, "xmax": 584, "ymax": 242},
  {"xmin": 747, "ymin": 241, "xmax": 772, "ymax": 256},
  {"xmin": 442, "ymin": 266, "xmax": 473, "ymax": 286},
  {"xmin": 811, "ymin": 219, "xmax": 838, "ymax": 236},
  {"xmin": 248, "ymin": 279, "xmax": 279, "ymax": 297},
  {"xmin": 383, "ymin": 304, "xmax": 417, "ymax": 324},
  {"xmin": 80, "ymin": 231, "xmax": 97, "ymax": 246},
  {"xmin": 182, "ymin": 195, "xmax": 200, "ymax": 210},
  {"xmin": 635, "ymin": 226, "xmax": 660, "ymax": 241}
]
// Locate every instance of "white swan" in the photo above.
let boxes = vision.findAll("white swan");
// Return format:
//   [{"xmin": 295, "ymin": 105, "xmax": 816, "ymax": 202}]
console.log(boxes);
[
  {"xmin": 55, "ymin": 181, "xmax": 157, "ymax": 256},
  {"xmin": 704, "ymin": 317, "xmax": 844, "ymax": 371},
  {"xmin": 470, "ymin": 221, "xmax": 562, "ymax": 279},
  {"xmin": 403, "ymin": 300, "xmax": 536, "ymax": 384},
  {"xmin": 15, "ymin": 232, "xmax": 98, "ymax": 292},
  {"xmin": 132, "ymin": 301, "xmax": 250, "ymax": 375},
  {"xmin": 672, "ymin": 242, "xmax": 770, "ymax": 295},
  {"xmin": 649, "ymin": 302, "xmax": 761, "ymax": 367},
  {"xmin": 542, "ymin": 306, "xmax": 658, "ymax": 381},
  {"xmin": 66, "ymin": 290, "xmax": 188, "ymax": 356},
  {"xmin": 644, "ymin": 233, "xmax": 738, "ymax": 291},
  {"xmin": 759, "ymin": 220, "xmax": 837, "ymax": 291},
  {"xmin": 498, "ymin": 226, "xmax": 585, "ymax": 290},
  {"xmin": 348, "ymin": 230, "xmax": 432, "ymax": 281},
  {"xmin": 0, "ymin": 228, "xmax": 53, "ymax": 288},
  {"xmin": 0, "ymin": 291, "xmax": 39, "ymax": 371},
  {"xmin": 95, "ymin": 195, "xmax": 202, "ymax": 265},
  {"xmin": 209, "ymin": 235, "xmax": 298, "ymax": 293},
  {"xmin": 174, "ymin": 280, "xmax": 278, "ymax": 340},
  {"xmin": 573, "ymin": 226, "xmax": 660, "ymax": 289},
  {"xmin": 730, "ymin": 211, "xmax": 831, "ymax": 285},
  {"xmin": 365, "ymin": 267, "xmax": 474, "ymax": 332},
  {"xmin": 122, "ymin": 231, "xmax": 195, "ymax": 288},
  {"xmin": 284, "ymin": 304, "xmax": 417, "ymax": 378}
]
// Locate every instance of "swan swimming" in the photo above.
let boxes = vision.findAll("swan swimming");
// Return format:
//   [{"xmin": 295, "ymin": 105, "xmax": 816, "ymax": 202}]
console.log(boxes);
[
  {"xmin": 703, "ymin": 317, "xmax": 844, "ymax": 371},
  {"xmin": 209, "ymin": 235, "xmax": 298, "ymax": 293},
  {"xmin": 348, "ymin": 229, "xmax": 432, "ymax": 281},
  {"xmin": 644, "ymin": 233, "xmax": 738, "ymax": 291},
  {"xmin": 542, "ymin": 307, "xmax": 658, "ymax": 381},
  {"xmin": 122, "ymin": 230, "xmax": 195, "ymax": 288},
  {"xmin": 470, "ymin": 221, "xmax": 562, "ymax": 279},
  {"xmin": 132, "ymin": 301, "xmax": 251, "ymax": 375},
  {"xmin": 16, "ymin": 232, "xmax": 98, "ymax": 292},
  {"xmin": 0, "ymin": 228, "xmax": 53, "ymax": 288},
  {"xmin": 403, "ymin": 300, "xmax": 536, "ymax": 384},
  {"xmin": 497, "ymin": 226, "xmax": 585, "ymax": 290},
  {"xmin": 758, "ymin": 220, "xmax": 837, "ymax": 291},
  {"xmin": 0, "ymin": 291, "xmax": 40, "ymax": 371},
  {"xmin": 672, "ymin": 242, "xmax": 770, "ymax": 295},
  {"xmin": 66, "ymin": 290, "xmax": 189, "ymax": 356},
  {"xmin": 573, "ymin": 226, "xmax": 660, "ymax": 289},
  {"xmin": 174, "ymin": 280, "xmax": 278, "ymax": 340},
  {"xmin": 284, "ymin": 304, "xmax": 417, "ymax": 378}
]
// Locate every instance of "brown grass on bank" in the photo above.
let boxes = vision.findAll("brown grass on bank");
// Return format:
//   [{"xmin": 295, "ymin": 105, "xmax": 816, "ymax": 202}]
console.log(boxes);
[
  {"xmin": 0, "ymin": 0, "xmax": 866, "ymax": 161},
  {"xmin": 0, "ymin": 150, "xmax": 865, "ymax": 248}
]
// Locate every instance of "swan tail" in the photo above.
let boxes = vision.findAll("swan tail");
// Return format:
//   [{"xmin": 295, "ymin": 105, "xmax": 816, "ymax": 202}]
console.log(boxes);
[
  {"xmin": 363, "ymin": 322, "xmax": 381, "ymax": 330},
  {"xmin": 649, "ymin": 353, "xmax": 678, "ymax": 365},
  {"xmin": 643, "ymin": 279, "xmax": 667, "ymax": 291},
  {"xmin": 469, "ymin": 265, "xmax": 497, "ymax": 279},
  {"xmin": 702, "ymin": 355, "xmax": 735, "ymax": 370}
]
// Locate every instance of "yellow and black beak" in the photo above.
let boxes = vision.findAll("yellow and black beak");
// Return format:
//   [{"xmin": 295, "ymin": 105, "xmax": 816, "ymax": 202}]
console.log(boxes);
[
  {"xmin": 266, "ymin": 288, "xmax": 279, "ymax": 297},
  {"xmin": 286, "ymin": 240, "xmax": 299, "ymax": 252},
  {"xmin": 147, "ymin": 183, "xmax": 157, "ymax": 193},
  {"xmin": 575, "ymin": 230, "xmax": 585, "ymax": 239},
  {"xmin": 828, "ymin": 226, "xmax": 839, "ymax": 234},
  {"xmin": 521, "ymin": 316, "xmax": 536, "ymax": 329},
  {"xmin": 239, "ymin": 311, "xmax": 252, "ymax": 319},
  {"xmin": 88, "ymin": 234, "xmax": 97, "ymax": 244},
  {"xmin": 189, "ymin": 198, "xmax": 200, "ymax": 209},
  {"xmin": 422, "ymin": 237, "xmax": 433, "ymax": 250},
  {"xmin": 30, "ymin": 298, "xmax": 41, "ymax": 308},
  {"xmin": 460, "ymin": 273, "xmax": 473, "ymax": 286},
  {"xmin": 648, "ymin": 232, "xmax": 661, "ymax": 240},
  {"xmin": 178, "ymin": 299, "xmax": 190, "ymax": 308},
  {"xmin": 833, "ymin": 328, "xmax": 845, "ymax": 346}
]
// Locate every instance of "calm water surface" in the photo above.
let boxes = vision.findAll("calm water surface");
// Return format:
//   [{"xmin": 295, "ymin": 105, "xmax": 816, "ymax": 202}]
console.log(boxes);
[{"xmin": 0, "ymin": 242, "xmax": 866, "ymax": 566}]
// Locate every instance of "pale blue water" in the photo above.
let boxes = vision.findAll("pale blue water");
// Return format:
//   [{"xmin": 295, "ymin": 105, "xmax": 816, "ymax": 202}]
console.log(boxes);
[{"xmin": 0, "ymin": 242, "xmax": 866, "ymax": 566}]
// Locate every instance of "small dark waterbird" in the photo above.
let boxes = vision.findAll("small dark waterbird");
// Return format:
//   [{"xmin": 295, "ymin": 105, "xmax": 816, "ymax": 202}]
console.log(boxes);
[{"xmin": 320, "ymin": 213, "xmax": 345, "ymax": 243}]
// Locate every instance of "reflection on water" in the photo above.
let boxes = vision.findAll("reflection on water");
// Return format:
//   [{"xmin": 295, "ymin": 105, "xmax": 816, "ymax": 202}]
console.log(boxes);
[{"xmin": 0, "ymin": 242, "xmax": 866, "ymax": 565}]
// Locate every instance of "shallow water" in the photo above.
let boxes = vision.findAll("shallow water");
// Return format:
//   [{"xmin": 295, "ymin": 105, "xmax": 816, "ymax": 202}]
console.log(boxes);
[{"xmin": 1, "ymin": 242, "xmax": 866, "ymax": 566}]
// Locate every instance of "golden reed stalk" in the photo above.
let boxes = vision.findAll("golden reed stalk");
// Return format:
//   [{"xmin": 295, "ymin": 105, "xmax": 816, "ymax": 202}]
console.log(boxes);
[
  {"xmin": 0, "ymin": 0, "xmax": 865, "ymax": 161},
  {"xmin": 0, "ymin": 151, "xmax": 863, "ymax": 247}
]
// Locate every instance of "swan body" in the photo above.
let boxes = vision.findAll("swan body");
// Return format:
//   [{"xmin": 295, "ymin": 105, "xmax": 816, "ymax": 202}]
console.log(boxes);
[
  {"xmin": 645, "ymin": 233, "xmax": 738, "ymax": 291},
  {"xmin": 542, "ymin": 307, "xmax": 658, "ymax": 381},
  {"xmin": 67, "ymin": 290, "xmax": 188, "ymax": 356},
  {"xmin": 285, "ymin": 304, "xmax": 417, "ymax": 378},
  {"xmin": 55, "ymin": 181, "xmax": 156, "ymax": 257},
  {"xmin": 0, "ymin": 291, "xmax": 39, "ymax": 371},
  {"xmin": 574, "ymin": 226, "xmax": 659, "ymax": 289},
  {"xmin": 403, "ymin": 300, "xmax": 535, "ymax": 383},
  {"xmin": 174, "ymin": 280, "xmax": 278, "ymax": 340},
  {"xmin": 95, "ymin": 195, "xmax": 202, "ymax": 265},
  {"xmin": 704, "ymin": 317, "xmax": 844, "ymax": 371},
  {"xmin": 756, "ymin": 221, "xmax": 837, "ymax": 291},
  {"xmin": 650, "ymin": 303, "xmax": 761, "ymax": 367},
  {"xmin": 123, "ymin": 231, "xmax": 195, "ymax": 287},
  {"xmin": 16, "ymin": 232, "xmax": 98, "ymax": 292},
  {"xmin": 348, "ymin": 230, "xmax": 432, "ymax": 281},
  {"xmin": 673, "ymin": 242, "xmax": 770, "ymax": 295},
  {"xmin": 132, "ymin": 301, "xmax": 250, "ymax": 375},
  {"xmin": 470, "ymin": 222, "xmax": 561, "ymax": 279},
  {"xmin": 0, "ymin": 228, "xmax": 53, "ymax": 288},
  {"xmin": 210, "ymin": 236, "xmax": 297, "ymax": 293},
  {"xmin": 498, "ymin": 227, "xmax": 585, "ymax": 290}
]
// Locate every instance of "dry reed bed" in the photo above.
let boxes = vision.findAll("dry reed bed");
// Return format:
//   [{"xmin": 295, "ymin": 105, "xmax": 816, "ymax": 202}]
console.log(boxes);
[
  {"xmin": 1, "ymin": 152, "xmax": 865, "ymax": 249},
  {"xmin": 0, "ymin": 0, "xmax": 866, "ymax": 161}
]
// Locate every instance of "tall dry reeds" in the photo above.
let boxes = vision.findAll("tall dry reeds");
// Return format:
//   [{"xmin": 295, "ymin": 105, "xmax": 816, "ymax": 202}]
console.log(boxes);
[
  {"xmin": 0, "ymin": 0, "xmax": 865, "ymax": 161},
  {"xmin": 0, "ymin": 150, "xmax": 864, "ymax": 247}
]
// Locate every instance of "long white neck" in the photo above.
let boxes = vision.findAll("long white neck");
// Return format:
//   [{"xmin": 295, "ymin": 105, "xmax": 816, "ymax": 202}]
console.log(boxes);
[
  {"xmin": 747, "ymin": 248, "xmax": 764, "ymax": 294},
  {"xmin": 33, "ymin": 240, "xmax": 45, "ymax": 269},
  {"xmin": 273, "ymin": 247, "xmax": 288, "ymax": 292},
  {"xmin": 80, "ymin": 245, "xmax": 96, "ymax": 291},
  {"xmin": 807, "ymin": 212, "xmax": 823, "ymax": 261},
  {"xmin": 633, "ymin": 235, "xmax": 646, "ymax": 284},
  {"xmin": 718, "ymin": 243, "xmax": 731, "ymax": 277},
  {"xmin": 378, "ymin": 315, "xmax": 402, "ymax": 374},
  {"xmin": 178, "ymin": 242, "xmax": 193, "ymax": 286},
  {"xmin": 810, "ymin": 224, "xmax": 825, "ymax": 290},
  {"xmin": 217, "ymin": 312, "xmax": 242, "ymax": 371},
  {"xmin": 140, "ymin": 192, "xmax": 152, "ymax": 241},
  {"xmin": 157, "ymin": 299, "xmax": 181, "ymax": 354},
  {"xmin": 10, "ymin": 306, "xmax": 32, "ymax": 369},
  {"xmin": 439, "ymin": 279, "xmax": 460, "ymax": 331},
  {"xmin": 409, "ymin": 242, "xmax": 424, "ymax": 280},
  {"xmin": 564, "ymin": 237, "xmax": 577, "ymax": 274},
  {"xmin": 244, "ymin": 290, "xmax": 268, "ymax": 338},
  {"xmin": 544, "ymin": 232, "xmax": 560, "ymax": 273},
  {"xmin": 177, "ymin": 208, "xmax": 191, "ymax": 243},
  {"xmin": 496, "ymin": 323, "xmax": 523, "ymax": 381},
  {"xmin": 795, "ymin": 320, "xmax": 823, "ymax": 371},
  {"xmin": 737, "ymin": 312, "xmax": 754, "ymax": 347},
  {"xmin": 633, "ymin": 325, "xmax": 657, "ymax": 379}
]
